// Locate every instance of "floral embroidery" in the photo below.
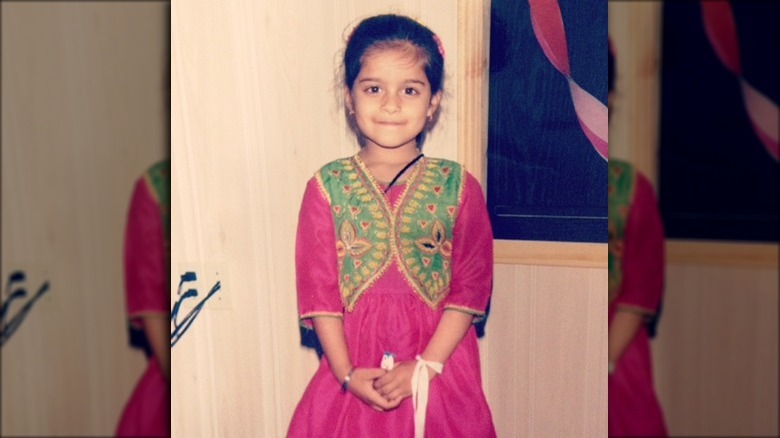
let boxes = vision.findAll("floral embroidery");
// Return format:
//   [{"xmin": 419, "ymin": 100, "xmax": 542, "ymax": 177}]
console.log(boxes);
[
  {"xmin": 395, "ymin": 159, "xmax": 463, "ymax": 307},
  {"xmin": 317, "ymin": 156, "xmax": 464, "ymax": 310},
  {"xmin": 336, "ymin": 220, "xmax": 372, "ymax": 261},
  {"xmin": 414, "ymin": 220, "xmax": 453, "ymax": 258},
  {"xmin": 144, "ymin": 161, "xmax": 171, "ymax": 285},
  {"xmin": 608, "ymin": 160, "xmax": 635, "ymax": 304}
]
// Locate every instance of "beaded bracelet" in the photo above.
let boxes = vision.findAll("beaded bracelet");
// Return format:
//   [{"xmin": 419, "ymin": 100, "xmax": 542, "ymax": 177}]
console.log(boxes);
[{"xmin": 341, "ymin": 367, "xmax": 356, "ymax": 393}]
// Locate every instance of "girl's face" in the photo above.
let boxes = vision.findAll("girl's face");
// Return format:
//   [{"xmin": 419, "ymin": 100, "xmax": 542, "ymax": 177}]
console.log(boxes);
[{"xmin": 346, "ymin": 45, "xmax": 442, "ymax": 152}]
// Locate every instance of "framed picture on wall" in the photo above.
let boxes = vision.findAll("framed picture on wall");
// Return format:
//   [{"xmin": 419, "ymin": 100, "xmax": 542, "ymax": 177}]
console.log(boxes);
[
  {"xmin": 658, "ymin": 2, "xmax": 778, "ymax": 242},
  {"xmin": 487, "ymin": 0, "xmax": 608, "ymax": 243}
]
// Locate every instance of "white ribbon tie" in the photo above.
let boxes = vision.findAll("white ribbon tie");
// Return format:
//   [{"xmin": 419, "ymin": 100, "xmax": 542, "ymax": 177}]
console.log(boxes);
[{"xmin": 410, "ymin": 355, "xmax": 444, "ymax": 438}]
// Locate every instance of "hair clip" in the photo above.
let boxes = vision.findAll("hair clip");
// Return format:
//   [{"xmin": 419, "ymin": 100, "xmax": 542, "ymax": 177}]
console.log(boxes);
[{"xmin": 433, "ymin": 34, "xmax": 446, "ymax": 59}]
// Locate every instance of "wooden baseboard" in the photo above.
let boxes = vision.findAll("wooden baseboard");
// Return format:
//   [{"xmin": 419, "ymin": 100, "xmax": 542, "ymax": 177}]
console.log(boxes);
[
  {"xmin": 494, "ymin": 240, "xmax": 607, "ymax": 268},
  {"xmin": 666, "ymin": 240, "xmax": 779, "ymax": 268}
]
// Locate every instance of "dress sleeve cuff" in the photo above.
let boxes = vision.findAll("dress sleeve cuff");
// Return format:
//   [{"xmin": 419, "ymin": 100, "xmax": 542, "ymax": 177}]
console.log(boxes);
[
  {"xmin": 128, "ymin": 310, "xmax": 169, "ymax": 328},
  {"xmin": 298, "ymin": 311, "xmax": 344, "ymax": 329},
  {"xmin": 615, "ymin": 303, "xmax": 656, "ymax": 316},
  {"xmin": 443, "ymin": 304, "xmax": 487, "ymax": 323}
]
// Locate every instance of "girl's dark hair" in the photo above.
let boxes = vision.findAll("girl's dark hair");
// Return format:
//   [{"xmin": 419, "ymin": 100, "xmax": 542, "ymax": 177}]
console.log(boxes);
[
  {"xmin": 344, "ymin": 14, "xmax": 444, "ymax": 93},
  {"xmin": 343, "ymin": 14, "xmax": 444, "ymax": 148},
  {"xmin": 608, "ymin": 39, "xmax": 615, "ymax": 93}
]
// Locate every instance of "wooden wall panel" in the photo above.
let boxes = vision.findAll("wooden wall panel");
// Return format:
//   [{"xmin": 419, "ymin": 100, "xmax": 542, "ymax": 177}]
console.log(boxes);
[
  {"xmin": 488, "ymin": 264, "xmax": 607, "ymax": 437},
  {"xmin": 607, "ymin": 1, "xmax": 662, "ymax": 187},
  {"xmin": 652, "ymin": 265, "xmax": 778, "ymax": 436},
  {"xmin": 1, "ymin": 3, "xmax": 168, "ymax": 436}
]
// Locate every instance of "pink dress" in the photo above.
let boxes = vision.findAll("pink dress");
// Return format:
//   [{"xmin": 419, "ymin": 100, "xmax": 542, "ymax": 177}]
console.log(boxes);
[
  {"xmin": 608, "ymin": 172, "xmax": 668, "ymax": 437},
  {"xmin": 116, "ymin": 173, "xmax": 170, "ymax": 437},
  {"xmin": 288, "ymin": 169, "xmax": 496, "ymax": 437}
]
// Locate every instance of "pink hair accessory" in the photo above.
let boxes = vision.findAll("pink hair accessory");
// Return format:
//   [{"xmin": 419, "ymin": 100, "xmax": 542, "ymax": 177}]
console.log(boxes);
[{"xmin": 433, "ymin": 34, "xmax": 446, "ymax": 59}]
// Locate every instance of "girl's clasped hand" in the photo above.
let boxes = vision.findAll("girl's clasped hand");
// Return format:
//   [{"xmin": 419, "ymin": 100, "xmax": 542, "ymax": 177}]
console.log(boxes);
[{"xmin": 351, "ymin": 360, "xmax": 439, "ymax": 410}]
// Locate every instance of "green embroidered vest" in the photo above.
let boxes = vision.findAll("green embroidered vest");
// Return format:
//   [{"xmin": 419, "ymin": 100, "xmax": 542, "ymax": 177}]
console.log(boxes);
[
  {"xmin": 316, "ymin": 155, "xmax": 464, "ymax": 311},
  {"xmin": 608, "ymin": 160, "xmax": 636, "ymax": 304},
  {"xmin": 143, "ymin": 160, "xmax": 171, "ymax": 284}
]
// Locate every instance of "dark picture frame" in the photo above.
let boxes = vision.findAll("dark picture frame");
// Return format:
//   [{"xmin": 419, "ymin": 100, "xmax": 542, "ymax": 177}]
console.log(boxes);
[
  {"xmin": 487, "ymin": 0, "xmax": 608, "ymax": 243},
  {"xmin": 658, "ymin": 2, "xmax": 779, "ymax": 242}
]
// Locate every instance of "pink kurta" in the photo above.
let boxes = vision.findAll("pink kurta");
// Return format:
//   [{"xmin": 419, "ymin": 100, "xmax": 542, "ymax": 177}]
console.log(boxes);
[
  {"xmin": 116, "ymin": 176, "xmax": 170, "ymax": 437},
  {"xmin": 289, "ymin": 169, "xmax": 496, "ymax": 437},
  {"xmin": 608, "ymin": 171, "xmax": 668, "ymax": 437}
]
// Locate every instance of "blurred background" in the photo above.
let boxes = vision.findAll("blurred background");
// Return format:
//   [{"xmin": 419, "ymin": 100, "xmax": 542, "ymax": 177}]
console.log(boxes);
[
  {"xmin": 1, "ymin": 2, "xmax": 169, "ymax": 436},
  {"xmin": 609, "ymin": 1, "xmax": 778, "ymax": 436}
]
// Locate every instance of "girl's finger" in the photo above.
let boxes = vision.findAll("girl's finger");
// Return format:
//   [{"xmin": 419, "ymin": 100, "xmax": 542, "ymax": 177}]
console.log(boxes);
[
  {"xmin": 378, "ymin": 379, "xmax": 400, "ymax": 397},
  {"xmin": 387, "ymin": 388, "xmax": 405, "ymax": 402}
]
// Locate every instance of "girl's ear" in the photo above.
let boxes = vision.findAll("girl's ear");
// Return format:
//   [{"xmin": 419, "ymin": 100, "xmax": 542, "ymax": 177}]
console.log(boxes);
[
  {"xmin": 345, "ymin": 89, "xmax": 355, "ymax": 114},
  {"xmin": 427, "ymin": 91, "xmax": 443, "ymax": 118}
]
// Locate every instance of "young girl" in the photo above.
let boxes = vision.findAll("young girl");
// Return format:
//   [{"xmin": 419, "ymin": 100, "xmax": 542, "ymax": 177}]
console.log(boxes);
[
  {"xmin": 288, "ymin": 14, "xmax": 496, "ymax": 438},
  {"xmin": 116, "ymin": 160, "xmax": 170, "ymax": 437},
  {"xmin": 607, "ymin": 38, "xmax": 668, "ymax": 437}
]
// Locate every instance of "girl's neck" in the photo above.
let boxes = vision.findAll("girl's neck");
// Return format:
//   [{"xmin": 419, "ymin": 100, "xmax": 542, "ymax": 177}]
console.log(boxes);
[
  {"xmin": 358, "ymin": 143, "xmax": 421, "ymax": 166},
  {"xmin": 357, "ymin": 144, "xmax": 423, "ymax": 185}
]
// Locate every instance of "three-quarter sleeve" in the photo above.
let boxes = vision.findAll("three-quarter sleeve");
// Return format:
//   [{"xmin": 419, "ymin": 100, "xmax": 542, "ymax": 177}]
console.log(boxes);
[
  {"xmin": 443, "ymin": 172, "xmax": 494, "ymax": 319},
  {"xmin": 124, "ymin": 178, "xmax": 167, "ymax": 324},
  {"xmin": 614, "ymin": 172, "xmax": 665, "ymax": 315},
  {"xmin": 296, "ymin": 177, "xmax": 344, "ymax": 328}
]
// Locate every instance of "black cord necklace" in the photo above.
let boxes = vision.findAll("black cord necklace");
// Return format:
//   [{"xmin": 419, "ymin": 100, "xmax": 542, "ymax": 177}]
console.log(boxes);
[{"xmin": 384, "ymin": 153, "xmax": 424, "ymax": 193}]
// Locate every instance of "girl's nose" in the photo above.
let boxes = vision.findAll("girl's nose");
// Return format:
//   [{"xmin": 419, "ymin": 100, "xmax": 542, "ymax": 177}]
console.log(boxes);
[{"xmin": 381, "ymin": 94, "xmax": 400, "ymax": 113}]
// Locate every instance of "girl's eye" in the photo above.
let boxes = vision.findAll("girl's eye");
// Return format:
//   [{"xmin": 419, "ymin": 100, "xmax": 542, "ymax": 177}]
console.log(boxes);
[
  {"xmin": 366, "ymin": 86, "xmax": 381, "ymax": 94},
  {"xmin": 404, "ymin": 88, "xmax": 419, "ymax": 95}
]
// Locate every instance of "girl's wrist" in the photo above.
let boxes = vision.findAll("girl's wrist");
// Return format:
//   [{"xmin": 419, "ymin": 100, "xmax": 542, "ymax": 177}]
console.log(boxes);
[
  {"xmin": 416, "ymin": 357, "xmax": 441, "ymax": 381},
  {"xmin": 330, "ymin": 363, "xmax": 353, "ymax": 388},
  {"xmin": 330, "ymin": 361, "xmax": 353, "ymax": 381},
  {"xmin": 340, "ymin": 366, "xmax": 356, "ymax": 393}
]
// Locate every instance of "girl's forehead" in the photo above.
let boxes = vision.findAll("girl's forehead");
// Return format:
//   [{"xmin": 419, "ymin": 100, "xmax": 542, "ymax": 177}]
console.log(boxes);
[{"xmin": 358, "ymin": 47, "xmax": 428, "ymax": 78}]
